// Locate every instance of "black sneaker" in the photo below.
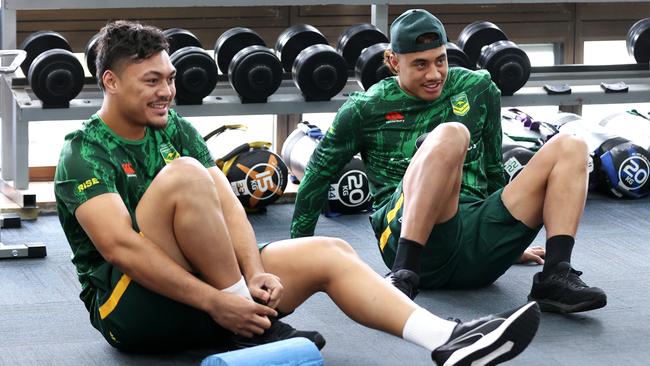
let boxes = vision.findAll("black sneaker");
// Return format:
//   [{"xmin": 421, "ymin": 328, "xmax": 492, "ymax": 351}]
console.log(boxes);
[
  {"xmin": 431, "ymin": 302, "xmax": 540, "ymax": 366},
  {"xmin": 229, "ymin": 318, "xmax": 326, "ymax": 350},
  {"xmin": 528, "ymin": 261, "xmax": 607, "ymax": 313},
  {"xmin": 384, "ymin": 269, "xmax": 420, "ymax": 300}
]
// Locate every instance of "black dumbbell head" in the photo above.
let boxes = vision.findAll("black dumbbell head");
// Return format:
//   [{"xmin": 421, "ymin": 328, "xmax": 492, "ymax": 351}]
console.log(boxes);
[
  {"xmin": 275, "ymin": 24, "xmax": 328, "ymax": 73},
  {"xmin": 293, "ymin": 44, "xmax": 348, "ymax": 101},
  {"xmin": 228, "ymin": 45, "xmax": 283, "ymax": 103},
  {"xmin": 28, "ymin": 48, "xmax": 84, "ymax": 107},
  {"xmin": 626, "ymin": 18, "xmax": 650, "ymax": 64},
  {"xmin": 84, "ymin": 33, "xmax": 101, "ymax": 80},
  {"xmin": 163, "ymin": 28, "xmax": 202, "ymax": 55},
  {"xmin": 169, "ymin": 46, "xmax": 217, "ymax": 105},
  {"xmin": 446, "ymin": 42, "xmax": 472, "ymax": 69},
  {"xmin": 478, "ymin": 40, "xmax": 531, "ymax": 96},
  {"xmin": 457, "ymin": 21, "xmax": 508, "ymax": 67},
  {"xmin": 336, "ymin": 23, "xmax": 388, "ymax": 70},
  {"xmin": 215, "ymin": 27, "xmax": 266, "ymax": 75},
  {"xmin": 354, "ymin": 42, "xmax": 391, "ymax": 91},
  {"xmin": 19, "ymin": 31, "xmax": 71, "ymax": 76}
]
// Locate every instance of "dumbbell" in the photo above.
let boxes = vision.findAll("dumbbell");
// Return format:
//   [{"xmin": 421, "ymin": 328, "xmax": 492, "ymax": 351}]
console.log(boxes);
[
  {"xmin": 337, "ymin": 23, "xmax": 388, "ymax": 70},
  {"xmin": 457, "ymin": 21, "xmax": 531, "ymax": 96},
  {"xmin": 626, "ymin": 18, "xmax": 650, "ymax": 66},
  {"xmin": 275, "ymin": 25, "xmax": 348, "ymax": 101},
  {"xmin": 446, "ymin": 42, "xmax": 472, "ymax": 69},
  {"xmin": 163, "ymin": 28, "xmax": 217, "ymax": 105},
  {"xmin": 204, "ymin": 125, "xmax": 288, "ymax": 212},
  {"xmin": 214, "ymin": 27, "xmax": 283, "ymax": 103},
  {"xmin": 19, "ymin": 31, "xmax": 84, "ymax": 108},
  {"xmin": 547, "ymin": 112, "xmax": 650, "ymax": 198},
  {"xmin": 336, "ymin": 23, "xmax": 391, "ymax": 91},
  {"xmin": 354, "ymin": 42, "xmax": 392, "ymax": 91},
  {"xmin": 84, "ymin": 33, "xmax": 100, "ymax": 81},
  {"xmin": 281, "ymin": 122, "xmax": 373, "ymax": 215}
]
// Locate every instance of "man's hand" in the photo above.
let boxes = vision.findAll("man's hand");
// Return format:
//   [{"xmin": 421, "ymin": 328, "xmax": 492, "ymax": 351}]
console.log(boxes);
[
  {"xmin": 208, "ymin": 292, "xmax": 277, "ymax": 338},
  {"xmin": 247, "ymin": 272, "xmax": 284, "ymax": 308},
  {"xmin": 517, "ymin": 246, "xmax": 545, "ymax": 265}
]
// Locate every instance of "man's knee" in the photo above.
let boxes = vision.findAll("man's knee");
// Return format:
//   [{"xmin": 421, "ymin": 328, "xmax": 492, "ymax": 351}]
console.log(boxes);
[
  {"xmin": 152, "ymin": 157, "xmax": 215, "ymax": 197},
  {"xmin": 312, "ymin": 237, "xmax": 358, "ymax": 260},
  {"xmin": 548, "ymin": 133, "xmax": 589, "ymax": 164},
  {"xmin": 417, "ymin": 122, "xmax": 470, "ymax": 166}
]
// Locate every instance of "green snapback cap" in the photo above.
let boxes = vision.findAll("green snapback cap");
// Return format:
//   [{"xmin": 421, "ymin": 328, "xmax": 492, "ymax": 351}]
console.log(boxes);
[{"xmin": 390, "ymin": 9, "xmax": 447, "ymax": 53}]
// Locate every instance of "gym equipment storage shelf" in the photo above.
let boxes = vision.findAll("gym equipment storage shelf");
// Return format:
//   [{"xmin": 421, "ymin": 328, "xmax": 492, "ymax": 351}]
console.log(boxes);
[{"xmin": 3, "ymin": 66, "xmax": 650, "ymax": 195}]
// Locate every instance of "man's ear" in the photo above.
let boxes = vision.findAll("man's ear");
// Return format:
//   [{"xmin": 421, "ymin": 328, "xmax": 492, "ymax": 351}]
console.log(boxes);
[
  {"xmin": 102, "ymin": 70, "xmax": 118, "ymax": 93},
  {"xmin": 389, "ymin": 52, "xmax": 400, "ymax": 73}
]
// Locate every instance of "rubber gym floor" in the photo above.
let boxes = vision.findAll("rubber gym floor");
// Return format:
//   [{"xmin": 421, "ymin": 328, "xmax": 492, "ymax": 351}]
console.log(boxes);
[{"xmin": 1, "ymin": 193, "xmax": 648, "ymax": 365}]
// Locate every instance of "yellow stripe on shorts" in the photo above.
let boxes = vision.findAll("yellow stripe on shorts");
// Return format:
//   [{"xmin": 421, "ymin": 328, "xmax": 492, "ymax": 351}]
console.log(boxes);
[
  {"xmin": 379, "ymin": 194, "xmax": 404, "ymax": 251},
  {"xmin": 98, "ymin": 231, "xmax": 142, "ymax": 320},
  {"xmin": 99, "ymin": 274, "xmax": 132, "ymax": 320}
]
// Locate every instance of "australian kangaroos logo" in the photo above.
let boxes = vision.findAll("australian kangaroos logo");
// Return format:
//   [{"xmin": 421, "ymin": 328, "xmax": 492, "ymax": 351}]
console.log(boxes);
[
  {"xmin": 160, "ymin": 143, "xmax": 180, "ymax": 164},
  {"xmin": 451, "ymin": 92, "xmax": 470, "ymax": 117}
]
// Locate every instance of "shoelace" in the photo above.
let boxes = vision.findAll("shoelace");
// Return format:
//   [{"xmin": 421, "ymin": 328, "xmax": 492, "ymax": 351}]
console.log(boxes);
[{"xmin": 551, "ymin": 267, "xmax": 588, "ymax": 289}]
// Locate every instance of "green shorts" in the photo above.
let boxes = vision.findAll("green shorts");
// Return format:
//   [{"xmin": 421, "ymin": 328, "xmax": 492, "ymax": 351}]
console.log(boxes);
[
  {"xmin": 370, "ymin": 184, "xmax": 542, "ymax": 289},
  {"xmin": 88, "ymin": 262, "xmax": 229, "ymax": 352}
]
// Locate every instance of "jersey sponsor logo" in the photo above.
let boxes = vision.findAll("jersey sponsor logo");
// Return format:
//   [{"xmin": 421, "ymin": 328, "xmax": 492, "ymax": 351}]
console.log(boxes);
[
  {"xmin": 385, "ymin": 111, "xmax": 405, "ymax": 123},
  {"xmin": 159, "ymin": 143, "xmax": 180, "ymax": 164},
  {"xmin": 451, "ymin": 92, "xmax": 470, "ymax": 116},
  {"xmin": 121, "ymin": 163, "xmax": 137, "ymax": 178},
  {"xmin": 77, "ymin": 177, "xmax": 100, "ymax": 192}
]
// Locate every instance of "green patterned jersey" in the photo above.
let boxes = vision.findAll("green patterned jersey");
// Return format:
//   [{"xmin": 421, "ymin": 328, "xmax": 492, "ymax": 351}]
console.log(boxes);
[
  {"xmin": 54, "ymin": 109, "xmax": 214, "ymax": 311},
  {"xmin": 291, "ymin": 67, "xmax": 504, "ymax": 238}
]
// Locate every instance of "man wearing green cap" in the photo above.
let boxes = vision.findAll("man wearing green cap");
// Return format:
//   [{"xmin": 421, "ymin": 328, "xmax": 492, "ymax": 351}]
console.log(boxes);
[{"xmin": 292, "ymin": 8, "xmax": 606, "ymax": 315}]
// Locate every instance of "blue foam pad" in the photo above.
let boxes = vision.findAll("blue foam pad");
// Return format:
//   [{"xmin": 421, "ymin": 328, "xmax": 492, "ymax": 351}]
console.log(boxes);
[{"xmin": 200, "ymin": 337, "xmax": 323, "ymax": 366}]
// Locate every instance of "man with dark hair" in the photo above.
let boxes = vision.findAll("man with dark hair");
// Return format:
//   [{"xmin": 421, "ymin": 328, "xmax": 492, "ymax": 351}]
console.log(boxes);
[
  {"xmin": 292, "ymin": 9, "xmax": 607, "ymax": 315},
  {"xmin": 55, "ymin": 20, "xmax": 540, "ymax": 365}
]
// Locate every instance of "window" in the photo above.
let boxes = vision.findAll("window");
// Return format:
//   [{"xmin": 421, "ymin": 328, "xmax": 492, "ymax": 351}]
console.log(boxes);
[
  {"xmin": 581, "ymin": 40, "xmax": 650, "ymax": 121},
  {"xmin": 505, "ymin": 43, "xmax": 559, "ymax": 120}
]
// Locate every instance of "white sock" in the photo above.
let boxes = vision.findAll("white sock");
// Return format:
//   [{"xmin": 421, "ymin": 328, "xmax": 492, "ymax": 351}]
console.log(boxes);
[
  {"xmin": 402, "ymin": 307, "xmax": 457, "ymax": 351},
  {"xmin": 221, "ymin": 276, "xmax": 253, "ymax": 301}
]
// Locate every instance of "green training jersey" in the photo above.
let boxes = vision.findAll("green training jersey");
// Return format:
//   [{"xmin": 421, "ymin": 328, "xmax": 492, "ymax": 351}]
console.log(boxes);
[
  {"xmin": 291, "ymin": 67, "xmax": 504, "ymax": 238},
  {"xmin": 54, "ymin": 109, "xmax": 215, "ymax": 311}
]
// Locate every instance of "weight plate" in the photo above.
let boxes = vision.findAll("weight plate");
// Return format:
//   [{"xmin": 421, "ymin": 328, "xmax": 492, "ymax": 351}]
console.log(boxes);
[
  {"xmin": 275, "ymin": 24, "xmax": 328, "ymax": 72},
  {"xmin": 457, "ymin": 21, "xmax": 508, "ymax": 67},
  {"xmin": 215, "ymin": 27, "xmax": 266, "ymax": 75},
  {"xmin": 336, "ymin": 23, "xmax": 388, "ymax": 69},
  {"xmin": 478, "ymin": 40, "xmax": 531, "ymax": 96},
  {"xmin": 19, "ymin": 30, "xmax": 71, "ymax": 76},
  {"xmin": 354, "ymin": 42, "xmax": 391, "ymax": 90},
  {"xmin": 229, "ymin": 45, "xmax": 282, "ymax": 103},
  {"xmin": 446, "ymin": 42, "xmax": 472, "ymax": 69},
  {"xmin": 84, "ymin": 33, "xmax": 101, "ymax": 79},
  {"xmin": 293, "ymin": 44, "xmax": 348, "ymax": 101},
  {"xmin": 170, "ymin": 46, "xmax": 217, "ymax": 104},
  {"xmin": 28, "ymin": 48, "xmax": 84, "ymax": 106},
  {"xmin": 626, "ymin": 18, "xmax": 650, "ymax": 63}
]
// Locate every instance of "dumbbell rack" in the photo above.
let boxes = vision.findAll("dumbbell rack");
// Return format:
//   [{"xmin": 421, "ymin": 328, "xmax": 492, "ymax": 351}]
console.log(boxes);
[
  {"xmin": 1, "ymin": 0, "xmax": 650, "ymax": 206},
  {"xmin": 3, "ymin": 65, "xmax": 650, "ymax": 196}
]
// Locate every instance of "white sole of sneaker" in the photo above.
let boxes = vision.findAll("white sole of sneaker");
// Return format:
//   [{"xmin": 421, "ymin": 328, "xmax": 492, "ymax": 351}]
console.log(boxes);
[{"xmin": 443, "ymin": 301, "xmax": 539, "ymax": 366}]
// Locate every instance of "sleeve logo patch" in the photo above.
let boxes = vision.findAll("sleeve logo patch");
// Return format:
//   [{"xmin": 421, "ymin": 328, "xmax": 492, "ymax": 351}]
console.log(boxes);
[
  {"xmin": 77, "ymin": 177, "xmax": 100, "ymax": 192},
  {"xmin": 451, "ymin": 92, "xmax": 470, "ymax": 116}
]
